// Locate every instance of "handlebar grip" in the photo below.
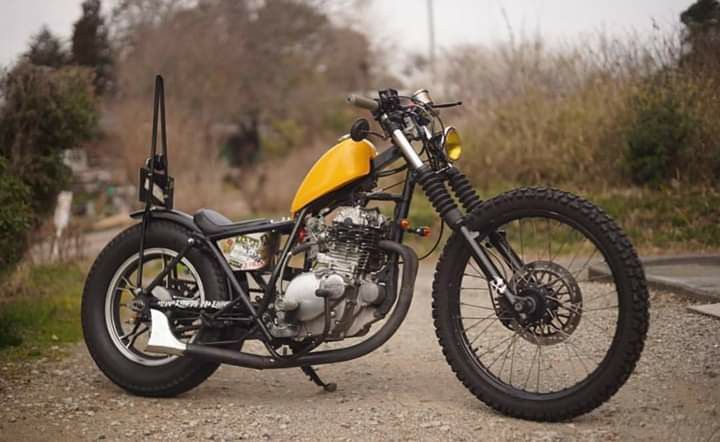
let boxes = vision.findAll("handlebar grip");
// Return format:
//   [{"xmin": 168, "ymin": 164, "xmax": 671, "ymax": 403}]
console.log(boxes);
[{"xmin": 347, "ymin": 94, "xmax": 379, "ymax": 112}]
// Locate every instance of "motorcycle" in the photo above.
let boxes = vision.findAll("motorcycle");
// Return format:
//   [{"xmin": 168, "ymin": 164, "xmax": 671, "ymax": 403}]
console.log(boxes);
[{"xmin": 82, "ymin": 76, "xmax": 649, "ymax": 421}]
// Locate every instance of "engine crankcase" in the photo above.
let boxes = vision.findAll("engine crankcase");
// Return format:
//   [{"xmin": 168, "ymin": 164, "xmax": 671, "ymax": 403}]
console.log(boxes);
[{"xmin": 278, "ymin": 272, "xmax": 345, "ymax": 321}]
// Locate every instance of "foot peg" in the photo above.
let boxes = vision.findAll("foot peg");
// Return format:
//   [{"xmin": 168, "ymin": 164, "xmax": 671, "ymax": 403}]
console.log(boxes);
[
  {"xmin": 145, "ymin": 309, "xmax": 187, "ymax": 356},
  {"xmin": 301, "ymin": 366, "xmax": 336, "ymax": 392}
]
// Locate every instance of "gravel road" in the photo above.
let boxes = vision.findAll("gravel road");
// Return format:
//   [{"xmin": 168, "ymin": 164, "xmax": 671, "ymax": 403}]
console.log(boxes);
[{"xmin": 1, "ymin": 265, "xmax": 719, "ymax": 441}]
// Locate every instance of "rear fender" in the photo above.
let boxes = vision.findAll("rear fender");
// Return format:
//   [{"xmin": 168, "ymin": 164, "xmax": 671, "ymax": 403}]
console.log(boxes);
[{"xmin": 129, "ymin": 209, "xmax": 200, "ymax": 233}]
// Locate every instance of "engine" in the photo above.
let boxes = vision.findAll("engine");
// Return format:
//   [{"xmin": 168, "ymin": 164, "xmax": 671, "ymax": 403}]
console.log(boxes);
[{"xmin": 271, "ymin": 206, "xmax": 390, "ymax": 340}]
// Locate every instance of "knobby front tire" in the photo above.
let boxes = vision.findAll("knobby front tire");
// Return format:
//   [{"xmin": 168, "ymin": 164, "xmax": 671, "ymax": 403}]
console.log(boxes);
[{"xmin": 432, "ymin": 187, "xmax": 649, "ymax": 421}]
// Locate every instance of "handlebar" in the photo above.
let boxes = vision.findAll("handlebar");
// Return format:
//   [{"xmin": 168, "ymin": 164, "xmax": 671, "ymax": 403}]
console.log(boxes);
[{"xmin": 346, "ymin": 94, "xmax": 379, "ymax": 112}]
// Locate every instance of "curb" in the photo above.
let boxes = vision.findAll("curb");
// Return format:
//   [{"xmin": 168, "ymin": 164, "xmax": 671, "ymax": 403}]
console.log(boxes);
[{"xmin": 589, "ymin": 255, "xmax": 720, "ymax": 303}]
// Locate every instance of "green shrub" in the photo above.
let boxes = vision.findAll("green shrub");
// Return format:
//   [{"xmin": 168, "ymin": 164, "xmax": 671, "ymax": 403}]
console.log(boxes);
[
  {"xmin": 623, "ymin": 81, "xmax": 696, "ymax": 185},
  {"xmin": 0, "ymin": 158, "xmax": 33, "ymax": 277},
  {"xmin": 0, "ymin": 63, "xmax": 97, "ymax": 217}
]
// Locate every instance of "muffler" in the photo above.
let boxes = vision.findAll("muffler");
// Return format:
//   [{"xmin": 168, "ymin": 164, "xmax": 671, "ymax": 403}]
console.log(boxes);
[{"xmin": 145, "ymin": 309, "xmax": 187, "ymax": 355}]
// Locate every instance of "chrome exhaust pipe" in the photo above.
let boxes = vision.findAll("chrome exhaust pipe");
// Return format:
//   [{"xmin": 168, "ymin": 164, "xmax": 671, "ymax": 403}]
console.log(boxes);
[{"xmin": 145, "ymin": 309, "xmax": 187, "ymax": 356}]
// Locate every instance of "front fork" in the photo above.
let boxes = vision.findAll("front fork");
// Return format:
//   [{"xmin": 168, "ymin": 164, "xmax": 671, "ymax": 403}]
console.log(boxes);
[
  {"xmin": 415, "ymin": 164, "xmax": 526, "ymax": 307},
  {"xmin": 387, "ymin": 126, "xmax": 530, "ymax": 312}
]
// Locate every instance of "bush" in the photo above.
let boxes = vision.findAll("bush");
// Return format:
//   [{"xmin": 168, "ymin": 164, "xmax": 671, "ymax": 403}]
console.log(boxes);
[
  {"xmin": 0, "ymin": 158, "xmax": 33, "ymax": 277},
  {"xmin": 0, "ymin": 63, "xmax": 97, "ymax": 279},
  {"xmin": 439, "ymin": 34, "xmax": 719, "ymax": 191},
  {"xmin": 624, "ymin": 82, "xmax": 695, "ymax": 185},
  {"xmin": 0, "ymin": 63, "xmax": 98, "ymax": 217}
]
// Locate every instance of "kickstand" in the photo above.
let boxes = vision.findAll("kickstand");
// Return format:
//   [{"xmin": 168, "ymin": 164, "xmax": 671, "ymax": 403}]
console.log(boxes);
[{"xmin": 301, "ymin": 366, "xmax": 337, "ymax": 392}]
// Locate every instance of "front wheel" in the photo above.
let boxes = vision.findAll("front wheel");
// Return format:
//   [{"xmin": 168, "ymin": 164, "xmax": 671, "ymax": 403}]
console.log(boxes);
[{"xmin": 432, "ymin": 187, "xmax": 649, "ymax": 421}]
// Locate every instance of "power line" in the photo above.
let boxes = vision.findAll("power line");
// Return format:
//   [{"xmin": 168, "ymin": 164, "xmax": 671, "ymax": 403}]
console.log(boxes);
[{"xmin": 427, "ymin": 0, "xmax": 436, "ymax": 83}]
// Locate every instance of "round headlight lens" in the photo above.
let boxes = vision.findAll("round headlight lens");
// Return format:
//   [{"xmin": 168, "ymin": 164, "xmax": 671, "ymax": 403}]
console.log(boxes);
[{"xmin": 443, "ymin": 126, "xmax": 462, "ymax": 161}]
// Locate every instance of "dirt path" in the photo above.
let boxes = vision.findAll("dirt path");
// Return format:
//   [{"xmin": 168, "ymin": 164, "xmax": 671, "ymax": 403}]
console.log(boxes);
[{"xmin": 1, "ymin": 266, "xmax": 719, "ymax": 441}]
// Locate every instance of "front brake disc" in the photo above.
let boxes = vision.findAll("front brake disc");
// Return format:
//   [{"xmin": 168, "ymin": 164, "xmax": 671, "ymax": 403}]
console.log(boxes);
[{"xmin": 491, "ymin": 261, "xmax": 583, "ymax": 345}]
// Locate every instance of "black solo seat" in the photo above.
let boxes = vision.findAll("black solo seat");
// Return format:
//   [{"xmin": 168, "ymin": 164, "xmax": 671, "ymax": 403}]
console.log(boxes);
[
  {"xmin": 192, "ymin": 209, "xmax": 293, "ymax": 238},
  {"xmin": 193, "ymin": 209, "xmax": 234, "ymax": 235}
]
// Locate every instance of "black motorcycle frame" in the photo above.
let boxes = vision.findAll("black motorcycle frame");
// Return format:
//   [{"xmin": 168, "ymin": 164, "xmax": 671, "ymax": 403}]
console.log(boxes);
[{"xmin": 132, "ymin": 77, "xmax": 525, "ymax": 370}]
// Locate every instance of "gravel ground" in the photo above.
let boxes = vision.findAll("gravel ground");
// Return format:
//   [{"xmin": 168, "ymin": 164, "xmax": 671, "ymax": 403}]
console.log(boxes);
[{"xmin": 1, "ymin": 265, "xmax": 719, "ymax": 441}]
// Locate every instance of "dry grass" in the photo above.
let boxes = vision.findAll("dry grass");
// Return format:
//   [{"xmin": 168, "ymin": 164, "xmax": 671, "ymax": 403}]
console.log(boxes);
[
  {"xmin": 238, "ymin": 143, "xmax": 328, "ymax": 215},
  {"xmin": 104, "ymin": 98, "xmax": 228, "ymax": 213},
  {"xmin": 438, "ymin": 33, "xmax": 719, "ymax": 190}
]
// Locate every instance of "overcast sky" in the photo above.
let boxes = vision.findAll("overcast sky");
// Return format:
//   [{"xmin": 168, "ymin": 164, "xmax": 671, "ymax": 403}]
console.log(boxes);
[{"xmin": 0, "ymin": 0, "xmax": 692, "ymax": 68}]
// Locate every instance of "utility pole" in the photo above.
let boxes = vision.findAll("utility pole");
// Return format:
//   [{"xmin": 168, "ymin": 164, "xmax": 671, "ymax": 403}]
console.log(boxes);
[{"xmin": 427, "ymin": 0, "xmax": 436, "ymax": 84}]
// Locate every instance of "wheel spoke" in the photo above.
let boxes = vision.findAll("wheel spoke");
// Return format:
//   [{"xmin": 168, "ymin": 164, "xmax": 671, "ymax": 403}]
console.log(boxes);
[
  {"xmin": 523, "ymin": 339, "xmax": 541, "ymax": 390},
  {"xmin": 536, "ymin": 344, "xmax": 543, "ymax": 392},
  {"xmin": 476, "ymin": 332, "xmax": 516, "ymax": 359},
  {"xmin": 463, "ymin": 271, "xmax": 486, "ymax": 280},
  {"xmin": 118, "ymin": 321, "xmax": 141, "ymax": 341},
  {"xmin": 120, "ymin": 276, "xmax": 138, "ymax": 292},
  {"xmin": 484, "ymin": 246, "xmax": 509, "ymax": 281},
  {"xmin": 519, "ymin": 218, "xmax": 525, "ymax": 263},
  {"xmin": 509, "ymin": 333, "xmax": 518, "ymax": 384},
  {"xmin": 452, "ymin": 212, "xmax": 625, "ymax": 397},
  {"xmin": 460, "ymin": 302, "xmax": 494, "ymax": 310},
  {"xmin": 496, "ymin": 334, "xmax": 518, "ymax": 380},
  {"xmin": 546, "ymin": 294, "xmax": 617, "ymax": 316},
  {"xmin": 566, "ymin": 236, "xmax": 590, "ymax": 276},
  {"xmin": 467, "ymin": 316, "xmax": 503, "ymax": 346},
  {"xmin": 107, "ymin": 248, "xmax": 208, "ymax": 365},
  {"xmin": 462, "ymin": 312, "xmax": 499, "ymax": 333},
  {"xmin": 128, "ymin": 325, "xmax": 149, "ymax": 348},
  {"xmin": 546, "ymin": 218, "xmax": 552, "ymax": 262},
  {"xmin": 554, "ymin": 303, "xmax": 615, "ymax": 337},
  {"xmin": 581, "ymin": 305, "xmax": 619, "ymax": 312},
  {"xmin": 548, "ymin": 318, "xmax": 597, "ymax": 364},
  {"xmin": 551, "ymin": 223, "xmax": 572, "ymax": 260},
  {"xmin": 581, "ymin": 287, "xmax": 618, "ymax": 305},
  {"xmin": 487, "ymin": 334, "xmax": 518, "ymax": 372},
  {"xmin": 161, "ymin": 254, "xmax": 171, "ymax": 288},
  {"xmin": 565, "ymin": 336, "xmax": 589, "ymax": 377},
  {"xmin": 468, "ymin": 261, "xmax": 486, "ymax": 280},
  {"xmin": 571, "ymin": 248, "xmax": 599, "ymax": 280}
]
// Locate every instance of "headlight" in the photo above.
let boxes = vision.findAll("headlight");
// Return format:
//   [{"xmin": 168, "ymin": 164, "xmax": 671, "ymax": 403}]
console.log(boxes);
[{"xmin": 443, "ymin": 126, "xmax": 462, "ymax": 161}]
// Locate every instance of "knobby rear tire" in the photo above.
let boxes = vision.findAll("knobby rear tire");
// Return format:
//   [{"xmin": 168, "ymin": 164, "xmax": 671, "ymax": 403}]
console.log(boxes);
[{"xmin": 432, "ymin": 187, "xmax": 649, "ymax": 421}]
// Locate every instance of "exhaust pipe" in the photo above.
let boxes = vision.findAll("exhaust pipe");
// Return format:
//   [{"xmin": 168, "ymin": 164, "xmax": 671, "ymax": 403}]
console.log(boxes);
[{"xmin": 146, "ymin": 240, "xmax": 418, "ymax": 369}]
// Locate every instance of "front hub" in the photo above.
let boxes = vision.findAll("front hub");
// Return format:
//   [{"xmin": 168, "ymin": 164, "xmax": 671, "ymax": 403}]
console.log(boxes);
[{"xmin": 492, "ymin": 261, "xmax": 583, "ymax": 345}]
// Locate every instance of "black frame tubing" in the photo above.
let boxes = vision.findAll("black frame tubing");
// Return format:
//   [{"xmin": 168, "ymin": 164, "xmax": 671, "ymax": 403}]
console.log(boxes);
[{"xmin": 137, "ymin": 75, "xmax": 169, "ymax": 288}]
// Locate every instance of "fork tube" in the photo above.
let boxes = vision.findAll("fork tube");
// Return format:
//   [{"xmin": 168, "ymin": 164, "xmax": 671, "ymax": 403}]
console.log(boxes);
[
  {"xmin": 489, "ymin": 231, "xmax": 524, "ymax": 271},
  {"xmin": 388, "ymin": 129, "xmax": 519, "ymax": 304},
  {"xmin": 459, "ymin": 226, "xmax": 521, "ymax": 304}
]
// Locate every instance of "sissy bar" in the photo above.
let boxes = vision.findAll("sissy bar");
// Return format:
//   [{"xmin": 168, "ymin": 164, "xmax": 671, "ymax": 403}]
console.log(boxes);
[{"xmin": 136, "ymin": 75, "xmax": 175, "ymax": 287}]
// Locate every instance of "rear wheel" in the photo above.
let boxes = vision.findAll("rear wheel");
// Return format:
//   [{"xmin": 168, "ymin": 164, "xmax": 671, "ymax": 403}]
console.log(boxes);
[
  {"xmin": 432, "ymin": 187, "xmax": 649, "ymax": 421},
  {"xmin": 82, "ymin": 221, "xmax": 229, "ymax": 397}
]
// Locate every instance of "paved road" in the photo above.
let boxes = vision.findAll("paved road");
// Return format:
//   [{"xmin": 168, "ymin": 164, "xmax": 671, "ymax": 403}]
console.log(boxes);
[{"xmin": 1, "ymin": 266, "xmax": 719, "ymax": 441}]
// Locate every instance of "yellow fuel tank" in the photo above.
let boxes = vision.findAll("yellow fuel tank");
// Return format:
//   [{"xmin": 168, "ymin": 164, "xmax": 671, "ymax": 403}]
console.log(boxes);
[{"xmin": 291, "ymin": 138, "xmax": 377, "ymax": 214}]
